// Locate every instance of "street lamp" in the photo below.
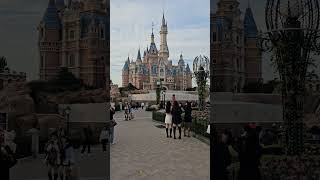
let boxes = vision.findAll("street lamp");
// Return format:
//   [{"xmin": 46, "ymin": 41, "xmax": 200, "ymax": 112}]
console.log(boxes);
[
  {"xmin": 156, "ymin": 80, "xmax": 161, "ymax": 105},
  {"xmin": 64, "ymin": 106, "xmax": 71, "ymax": 136},
  {"xmin": 193, "ymin": 55, "xmax": 210, "ymax": 111},
  {"xmin": 259, "ymin": 0, "xmax": 320, "ymax": 155}
]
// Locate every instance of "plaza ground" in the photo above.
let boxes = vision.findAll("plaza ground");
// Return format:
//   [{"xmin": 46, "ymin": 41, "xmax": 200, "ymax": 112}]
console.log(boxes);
[{"xmin": 11, "ymin": 109, "xmax": 210, "ymax": 180}]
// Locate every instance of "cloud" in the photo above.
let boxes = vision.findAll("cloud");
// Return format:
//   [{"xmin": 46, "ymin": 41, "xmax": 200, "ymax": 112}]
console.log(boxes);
[{"xmin": 110, "ymin": 0, "xmax": 210, "ymax": 86}]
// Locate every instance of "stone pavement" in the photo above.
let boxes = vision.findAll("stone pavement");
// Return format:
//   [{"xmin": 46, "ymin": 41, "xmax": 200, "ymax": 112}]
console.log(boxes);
[
  {"xmin": 111, "ymin": 109, "xmax": 210, "ymax": 180},
  {"xmin": 11, "ymin": 146, "xmax": 109, "ymax": 180},
  {"xmin": 10, "ymin": 109, "xmax": 209, "ymax": 180}
]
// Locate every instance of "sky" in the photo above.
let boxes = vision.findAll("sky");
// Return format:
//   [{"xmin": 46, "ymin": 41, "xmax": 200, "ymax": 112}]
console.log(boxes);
[
  {"xmin": 110, "ymin": 0, "xmax": 210, "ymax": 86},
  {"xmin": 1, "ymin": 0, "xmax": 317, "ymax": 85}
]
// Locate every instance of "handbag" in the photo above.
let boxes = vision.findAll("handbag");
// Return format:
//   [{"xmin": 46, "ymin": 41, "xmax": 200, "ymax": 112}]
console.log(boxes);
[{"xmin": 206, "ymin": 124, "xmax": 210, "ymax": 134}]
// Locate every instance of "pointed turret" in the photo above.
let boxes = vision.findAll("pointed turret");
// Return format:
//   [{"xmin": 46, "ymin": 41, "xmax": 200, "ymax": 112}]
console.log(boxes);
[
  {"xmin": 42, "ymin": 0, "xmax": 61, "ymax": 28},
  {"xmin": 137, "ymin": 48, "xmax": 141, "ymax": 60},
  {"xmin": 244, "ymin": 6, "xmax": 258, "ymax": 38},
  {"xmin": 149, "ymin": 23, "xmax": 158, "ymax": 54},
  {"xmin": 162, "ymin": 12, "xmax": 166, "ymax": 26},
  {"xmin": 178, "ymin": 53, "xmax": 185, "ymax": 66},
  {"xmin": 159, "ymin": 12, "xmax": 169, "ymax": 59}
]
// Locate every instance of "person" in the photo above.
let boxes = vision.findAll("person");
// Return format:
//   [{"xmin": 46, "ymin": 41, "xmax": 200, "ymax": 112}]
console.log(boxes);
[
  {"xmin": 238, "ymin": 125, "xmax": 262, "ymax": 180},
  {"xmin": 164, "ymin": 101, "xmax": 173, "ymax": 138},
  {"xmin": 109, "ymin": 107, "xmax": 117, "ymax": 145},
  {"xmin": 183, "ymin": 101, "xmax": 192, "ymax": 137},
  {"xmin": 171, "ymin": 101, "xmax": 183, "ymax": 139},
  {"xmin": 124, "ymin": 103, "xmax": 129, "ymax": 121},
  {"xmin": 60, "ymin": 137, "xmax": 76, "ymax": 180},
  {"xmin": 0, "ymin": 129, "xmax": 17, "ymax": 180},
  {"xmin": 129, "ymin": 103, "xmax": 134, "ymax": 120},
  {"xmin": 212, "ymin": 129, "xmax": 232, "ymax": 180},
  {"xmin": 141, "ymin": 102, "xmax": 145, "ymax": 110},
  {"xmin": 81, "ymin": 126, "xmax": 92, "ymax": 154},
  {"xmin": 45, "ymin": 134, "xmax": 60, "ymax": 180},
  {"xmin": 100, "ymin": 127, "xmax": 108, "ymax": 151}
]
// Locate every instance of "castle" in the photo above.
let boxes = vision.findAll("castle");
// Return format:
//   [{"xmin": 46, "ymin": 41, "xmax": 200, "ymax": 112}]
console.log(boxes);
[
  {"xmin": 38, "ymin": 0, "xmax": 109, "ymax": 88},
  {"xmin": 122, "ymin": 14, "xmax": 193, "ymax": 91},
  {"xmin": 211, "ymin": 0, "xmax": 262, "ymax": 92}
]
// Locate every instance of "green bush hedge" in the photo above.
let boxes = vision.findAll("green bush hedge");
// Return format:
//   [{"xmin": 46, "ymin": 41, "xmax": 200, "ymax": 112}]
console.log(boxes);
[{"xmin": 152, "ymin": 111, "xmax": 165, "ymax": 122}]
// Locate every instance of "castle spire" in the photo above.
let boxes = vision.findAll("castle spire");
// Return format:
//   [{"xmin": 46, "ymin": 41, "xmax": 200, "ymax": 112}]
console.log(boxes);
[
  {"xmin": 137, "ymin": 48, "xmax": 141, "ymax": 60},
  {"xmin": 162, "ymin": 12, "xmax": 166, "ymax": 26},
  {"xmin": 42, "ymin": 0, "xmax": 61, "ymax": 28},
  {"xmin": 151, "ymin": 22, "xmax": 155, "ymax": 43}
]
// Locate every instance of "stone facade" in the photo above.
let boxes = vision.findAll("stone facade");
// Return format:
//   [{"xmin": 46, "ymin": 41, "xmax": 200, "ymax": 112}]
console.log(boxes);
[
  {"xmin": 38, "ymin": 0, "xmax": 108, "ymax": 88},
  {"xmin": 122, "ymin": 14, "xmax": 193, "ymax": 91},
  {"xmin": 0, "ymin": 70, "xmax": 26, "ymax": 90},
  {"xmin": 211, "ymin": 0, "xmax": 262, "ymax": 92}
]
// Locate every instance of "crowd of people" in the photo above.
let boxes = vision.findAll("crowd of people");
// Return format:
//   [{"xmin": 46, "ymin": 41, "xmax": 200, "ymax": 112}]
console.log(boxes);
[
  {"xmin": 164, "ymin": 96, "xmax": 193, "ymax": 139},
  {"xmin": 212, "ymin": 123, "xmax": 280, "ymax": 180}
]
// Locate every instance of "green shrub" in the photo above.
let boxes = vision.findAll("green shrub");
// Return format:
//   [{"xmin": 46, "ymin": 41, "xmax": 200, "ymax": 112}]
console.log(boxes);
[{"xmin": 152, "ymin": 111, "xmax": 165, "ymax": 122}]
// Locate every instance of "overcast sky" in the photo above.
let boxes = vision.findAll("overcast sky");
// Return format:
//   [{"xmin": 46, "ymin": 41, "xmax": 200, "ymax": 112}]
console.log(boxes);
[
  {"xmin": 3, "ymin": 0, "xmax": 317, "ymax": 85},
  {"xmin": 110, "ymin": 0, "xmax": 210, "ymax": 86}
]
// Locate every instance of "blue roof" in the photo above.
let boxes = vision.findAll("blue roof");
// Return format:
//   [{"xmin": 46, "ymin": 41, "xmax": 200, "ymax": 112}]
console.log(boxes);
[
  {"xmin": 80, "ymin": 12, "xmax": 108, "ymax": 38},
  {"xmin": 123, "ymin": 60, "xmax": 129, "ymax": 70},
  {"xmin": 137, "ymin": 49, "xmax": 141, "ymax": 60},
  {"xmin": 186, "ymin": 64, "xmax": 191, "ymax": 73},
  {"xmin": 244, "ymin": 7, "xmax": 258, "ymax": 38},
  {"xmin": 149, "ymin": 43, "xmax": 158, "ymax": 54},
  {"xmin": 42, "ymin": 0, "xmax": 61, "ymax": 28}
]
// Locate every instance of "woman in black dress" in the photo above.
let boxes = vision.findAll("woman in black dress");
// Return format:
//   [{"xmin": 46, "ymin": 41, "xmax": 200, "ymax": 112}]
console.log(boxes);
[
  {"xmin": 183, "ymin": 101, "xmax": 192, "ymax": 137},
  {"xmin": 171, "ymin": 101, "xmax": 183, "ymax": 139}
]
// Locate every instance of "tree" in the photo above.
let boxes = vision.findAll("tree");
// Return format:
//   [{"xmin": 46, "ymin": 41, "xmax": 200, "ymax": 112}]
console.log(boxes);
[
  {"xmin": 55, "ymin": 67, "xmax": 81, "ymax": 85},
  {"xmin": 0, "ymin": 56, "xmax": 8, "ymax": 72}
]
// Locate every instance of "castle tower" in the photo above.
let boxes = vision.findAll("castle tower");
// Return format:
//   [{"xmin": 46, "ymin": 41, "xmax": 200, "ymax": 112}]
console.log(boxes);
[
  {"xmin": 122, "ymin": 56, "xmax": 130, "ymax": 87},
  {"xmin": 212, "ymin": 0, "xmax": 245, "ymax": 92},
  {"xmin": 244, "ymin": 5, "xmax": 262, "ymax": 84},
  {"xmin": 38, "ymin": 0, "xmax": 62, "ymax": 80},
  {"xmin": 159, "ymin": 13, "xmax": 169, "ymax": 60}
]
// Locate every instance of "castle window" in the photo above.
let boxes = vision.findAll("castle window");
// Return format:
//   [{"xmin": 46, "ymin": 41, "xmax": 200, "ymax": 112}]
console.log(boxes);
[
  {"xmin": 40, "ymin": 28, "xmax": 44, "ymax": 39},
  {"xmin": 69, "ymin": 30, "xmax": 75, "ymax": 40},
  {"xmin": 40, "ymin": 55, "xmax": 44, "ymax": 68},
  {"xmin": 100, "ymin": 28, "xmax": 105, "ymax": 39},
  {"xmin": 212, "ymin": 32, "xmax": 216, "ymax": 42},
  {"xmin": 237, "ymin": 36, "xmax": 239, "ymax": 44},
  {"xmin": 69, "ymin": 54, "xmax": 75, "ymax": 67},
  {"xmin": 160, "ymin": 69, "xmax": 164, "ymax": 76}
]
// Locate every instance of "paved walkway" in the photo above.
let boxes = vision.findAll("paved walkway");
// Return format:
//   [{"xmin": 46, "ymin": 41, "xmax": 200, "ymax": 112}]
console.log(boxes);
[
  {"xmin": 11, "ymin": 109, "xmax": 209, "ymax": 180},
  {"xmin": 11, "ymin": 146, "xmax": 109, "ymax": 180},
  {"xmin": 111, "ymin": 109, "xmax": 210, "ymax": 180}
]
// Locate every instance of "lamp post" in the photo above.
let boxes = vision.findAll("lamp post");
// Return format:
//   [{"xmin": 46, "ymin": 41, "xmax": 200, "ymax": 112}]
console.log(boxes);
[
  {"xmin": 64, "ymin": 106, "xmax": 71, "ymax": 136},
  {"xmin": 156, "ymin": 80, "xmax": 161, "ymax": 105},
  {"xmin": 193, "ymin": 55, "xmax": 210, "ymax": 111},
  {"xmin": 259, "ymin": 0, "xmax": 320, "ymax": 155}
]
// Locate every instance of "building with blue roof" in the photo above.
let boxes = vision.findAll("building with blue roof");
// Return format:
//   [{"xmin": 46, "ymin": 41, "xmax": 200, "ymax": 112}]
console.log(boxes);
[
  {"xmin": 211, "ymin": 0, "xmax": 262, "ymax": 93},
  {"xmin": 38, "ymin": 0, "xmax": 108, "ymax": 89},
  {"xmin": 122, "ymin": 13, "xmax": 192, "ymax": 91}
]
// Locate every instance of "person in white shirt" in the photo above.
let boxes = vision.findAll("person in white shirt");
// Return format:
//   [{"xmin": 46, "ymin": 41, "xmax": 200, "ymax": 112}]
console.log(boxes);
[{"xmin": 45, "ymin": 135, "xmax": 60, "ymax": 180}]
